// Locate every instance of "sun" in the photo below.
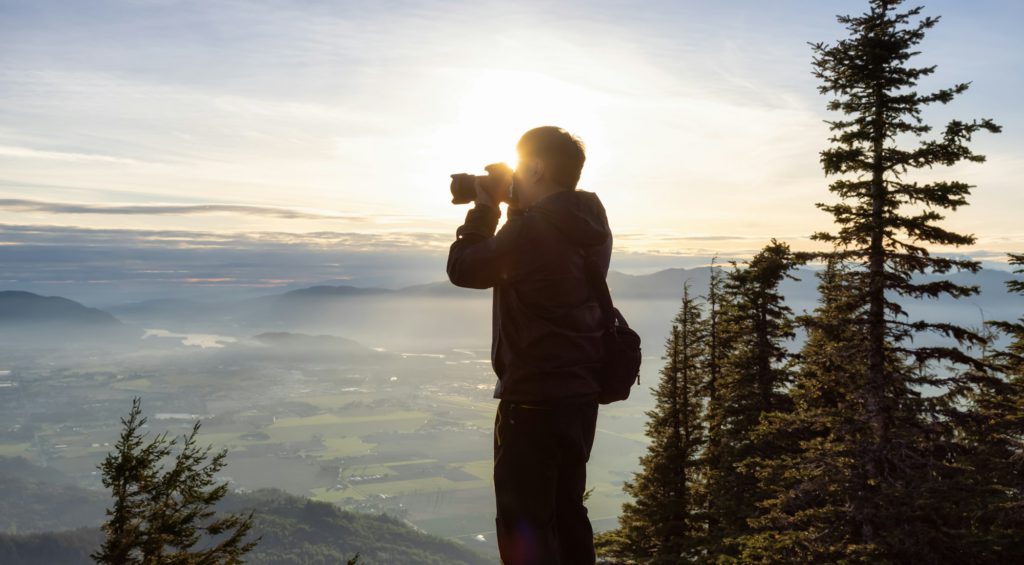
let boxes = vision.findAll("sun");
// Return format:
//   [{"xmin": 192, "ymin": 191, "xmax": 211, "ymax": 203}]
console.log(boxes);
[{"xmin": 428, "ymin": 69, "xmax": 609, "ymax": 181}]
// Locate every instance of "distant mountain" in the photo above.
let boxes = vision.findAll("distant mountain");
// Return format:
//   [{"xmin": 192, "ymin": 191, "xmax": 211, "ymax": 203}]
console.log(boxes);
[
  {"xmin": 394, "ymin": 268, "xmax": 721, "ymax": 299},
  {"xmin": 606, "ymin": 266, "xmax": 1017, "ymax": 303},
  {"xmin": 0, "ymin": 290, "xmax": 122, "ymax": 326},
  {"xmin": 105, "ymin": 297, "xmax": 222, "ymax": 318},
  {"xmin": 398, "ymin": 280, "xmax": 485, "ymax": 297},
  {"xmin": 88, "ymin": 266, "xmax": 1022, "ymax": 342},
  {"xmin": 606, "ymin": 267, "xmax": 712, "ymax": 299},
  {"xmin": 252, "ymin": 331, "xmax": 368, "ymax": 349},
  {"xmin": 0, "ymin": 290, "xmax": 142, "ymax": 347},
  {"xmin": 0, "ymin": 457, "xmax": 107, "ymax": 534},
  {"xmin": 0, "ymin": 484, "xmax": 488, "ymax": 565},
  {"xmin": 280, "ymin": 285, "xmax": 396, "ymax": 299},
  {"xmin": 239, "ymin": 331, "xmax": 395, "ymax": 362},
  {"xmin": 0, "ymin": 528, "xmax": 102, "ymax": 565},
  {"xmin": 104, "ymin": 289, "xmax": 398, "ymax": 329},
  {"xmin": 221, "ymin": 489, "xmax": 489, "ymax": 565},
  {"xmin": 242, "ymin": 266, "xmax": 1021, "ymax": 305}
]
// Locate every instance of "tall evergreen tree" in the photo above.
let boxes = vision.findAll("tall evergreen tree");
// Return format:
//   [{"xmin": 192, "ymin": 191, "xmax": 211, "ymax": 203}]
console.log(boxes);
[
  {"xmin": 701, "ymin": 259, "xmax": 726, "ymax": 542},
  {"xmin": 1000, "ymin": 254, "xmax": 1024, "ymax": 488},
  {"xmin": 749, "ymin": 1, "xmax": 1001, "ymax": 561},
  {"xmin": 740, "ymin": 259, "xmax": 878, "ymax": 562},
  {"xmin": 959, "ymin": 253, "xmax": 1024, "ymax": 560},
  {"xmin": 92, "ymin": 397, "xmax": 258, "ymax": 564},
  {"xmin": 702, "ymin": 240, "xmax": 798, "ymax": 557},
  {"xmin": 602, "ymin": 284, "xmax": 709, "ymax": 563},
  {"xmin": 990, "ymin": 253, "xmax": 1024, "ymax": 367}
]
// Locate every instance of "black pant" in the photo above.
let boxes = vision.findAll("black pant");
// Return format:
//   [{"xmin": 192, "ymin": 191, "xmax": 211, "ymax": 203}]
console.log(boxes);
[{"xmin": 493, "ymin": 397, "xmax": 599, "ymax": 565}]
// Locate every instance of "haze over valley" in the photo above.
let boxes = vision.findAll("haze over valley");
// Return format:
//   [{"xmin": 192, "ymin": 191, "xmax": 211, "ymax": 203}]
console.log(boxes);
[{"xmin": 1, "ymin": 264, "xmax": 1019, "ymax": 559}]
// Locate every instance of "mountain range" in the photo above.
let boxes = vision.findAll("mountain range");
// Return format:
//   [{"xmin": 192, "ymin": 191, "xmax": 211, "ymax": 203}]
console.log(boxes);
[{"xmin": 1, "ymin": 266, "xmax": 1019, "ymax": 351}]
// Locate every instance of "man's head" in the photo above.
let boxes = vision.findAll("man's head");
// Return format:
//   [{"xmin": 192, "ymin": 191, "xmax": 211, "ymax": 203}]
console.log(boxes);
[{"xmin": 513, "ymin": 126, "xmax": 586, "ymax": 208}]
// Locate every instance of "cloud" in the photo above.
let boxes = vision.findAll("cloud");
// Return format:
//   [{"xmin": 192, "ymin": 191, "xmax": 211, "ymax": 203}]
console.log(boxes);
[
  {"xmin": 611, "ymin": 231, "xmax": 816, "ymax": 258},
  {"xmin": 0, "ymin": 222, "xmax": 456, "ymax": 304},
  {"xmin": 0, "ymin": 221, "xmax": 1015, "ymax": 308},
  {"xmin": 0, "ymin": 145, "xmax": 143, "ymax": 165},
  {"xmin": 0, "ymin": 197, "xmax": 370, "ymax": 221},
  {"xmin": 0, "ymin": 222, "xmax": 451, "ymax": 251},
  {"xmin": 0, "ymin": 0, "xmax": 1019, "ymax": 298},
  {"xmin": 616, "ymin": 232, "xmax": 812, "ymax": 243},
  {"xmin": 0, "ymin": 222, "xmax": 727, "ymax": 304}
]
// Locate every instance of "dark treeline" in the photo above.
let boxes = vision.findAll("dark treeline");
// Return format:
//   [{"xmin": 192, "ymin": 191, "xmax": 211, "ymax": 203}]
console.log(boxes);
[{"xmin": 598, "ymin": 1, "xmax": 1022, "ymax": 563}]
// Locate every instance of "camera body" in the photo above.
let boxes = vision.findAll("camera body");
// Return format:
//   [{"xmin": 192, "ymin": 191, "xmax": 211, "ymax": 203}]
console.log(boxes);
[{"xmin": 450, "ymin": 162, "xmax": 514, "ymax": 205}]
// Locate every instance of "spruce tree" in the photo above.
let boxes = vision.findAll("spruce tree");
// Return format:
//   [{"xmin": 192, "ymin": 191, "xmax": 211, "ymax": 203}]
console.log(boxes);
[
  {"xmin": 92, "ymin": 397, "xmax": 258, "ymax": 564},
  {"xmin": 702, "ymin": 240, "xmax": 798, "ymax": 557},
  {"xmin": 1000, "ymin": 254, "xmax": 1024, "ymax": 492},
  {"xmin": 604, "ymin": 283, "xmax": 709, "ymax": 563},
  {"xmin": 751, "ymin": 0, "xmax": 1001, "ymax": 560},
  {"xmin": 990, "ymin": 253, "xmax": 1024, "ymax": 366},
  {"xmin": 740, "ymin": 259, "xmax": 878, "ymax": 562},
  {"xmin": 960, "ymin": 253, "xmax": 1024, "ymax": 560},
  {"xmin": 700, "ymin": 260, "xmax": 726, "ymax": 542}
]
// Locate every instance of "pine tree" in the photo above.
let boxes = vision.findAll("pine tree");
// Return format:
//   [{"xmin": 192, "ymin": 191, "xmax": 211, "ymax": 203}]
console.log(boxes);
[
  {"xmin": 959, "ymin": 253, "xmax": 1024, "ymax": 560},
  {"xmin": 92, "ymin": 397, "xmax": 259, "ymax": 564},
  {"xmin": 702, "ymin": 240, "xmax": 798, "ymax": 557},
  {"xmin": 740, "ymin": 259, "xmax": 879, "ymax": 562},
  {"xmin": 700, "ymin": 260, "xmax": 726, "ymax": 543},
  {"xmin": 990, "ymin": 253, "xmax": 1024, "ymax": 367},
  {"xmin": 755, "ymin": 0, "xmax": 1001, "ymax": 560},
  {"xmin": 999, "ymin": 254, "xmax": 1024, "ymax": 500},
  {"xmin": 604, "ymin": 283, "xmax": 709, "ymax": 563}
]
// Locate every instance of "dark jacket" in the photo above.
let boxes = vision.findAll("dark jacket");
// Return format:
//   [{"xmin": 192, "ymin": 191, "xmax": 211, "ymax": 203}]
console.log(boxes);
[{"xmin": 446, "ymin": 189, "xmax": 613, "ymax": 402}]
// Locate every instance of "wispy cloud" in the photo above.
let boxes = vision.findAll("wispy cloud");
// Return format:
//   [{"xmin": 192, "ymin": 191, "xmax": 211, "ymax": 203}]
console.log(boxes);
[
  {"xmin": 0, "ymin": 197, "xmax": 369, "ymax": 221},
  {"xmin": 1, "ymin": 221, "xmax": 1014, "ymax": 308},
  {"xmin": 0, "ymin": 0, "xmax": 1019, "ymax": 272},
  {"xmin": 0, "ymin": 223, "xmax": 451, "ymax": 250},
  {"xmin": 0, "ymin": 145, "xmax": 144, "ymax": 164},
  {"xmin": 0, "ymin": 222, "xmax": 455, "ymax": 303}
]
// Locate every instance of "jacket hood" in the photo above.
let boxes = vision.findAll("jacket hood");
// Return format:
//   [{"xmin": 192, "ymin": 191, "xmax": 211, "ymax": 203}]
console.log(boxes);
[{"xmin": 529, "ymin": 189, "xmax": 610, "ymax": 248}]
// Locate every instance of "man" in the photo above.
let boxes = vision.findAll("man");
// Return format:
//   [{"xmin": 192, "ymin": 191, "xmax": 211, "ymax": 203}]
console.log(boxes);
[{"xmin": 447, "ymin": 126, "xmax": 612, "ymax": 564}]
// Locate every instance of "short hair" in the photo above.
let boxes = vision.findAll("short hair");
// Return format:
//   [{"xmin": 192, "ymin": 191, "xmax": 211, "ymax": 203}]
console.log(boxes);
[{"xmin": 516, "ymin": 126, "xmax": 586, "ymax": 190}]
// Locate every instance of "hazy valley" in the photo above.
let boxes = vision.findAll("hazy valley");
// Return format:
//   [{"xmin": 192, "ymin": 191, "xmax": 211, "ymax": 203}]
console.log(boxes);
[{"xmin": 1, "ymin": 265, "xmax": 1019, "ymax": 560}]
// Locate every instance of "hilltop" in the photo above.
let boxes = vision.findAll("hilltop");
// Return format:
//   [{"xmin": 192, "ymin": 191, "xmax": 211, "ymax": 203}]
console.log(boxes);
[{"xmin": 0, "ymin": 456, "xmax": 487, "ymax": 565}]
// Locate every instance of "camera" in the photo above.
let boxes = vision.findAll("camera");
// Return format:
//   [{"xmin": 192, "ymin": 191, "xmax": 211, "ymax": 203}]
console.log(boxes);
[{"xmin": 450, "ymin": 162, "xmax": 514, "ymax": 205}]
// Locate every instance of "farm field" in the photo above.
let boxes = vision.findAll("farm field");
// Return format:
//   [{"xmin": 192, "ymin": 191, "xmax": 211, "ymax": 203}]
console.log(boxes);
[{"xmin": 0, "ymin": 338, "xmax": 656, "ymax": 559}]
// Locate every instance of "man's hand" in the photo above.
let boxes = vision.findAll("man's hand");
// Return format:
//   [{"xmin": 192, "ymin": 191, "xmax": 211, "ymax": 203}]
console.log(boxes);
[
  {"xmin": 474, "ymin": 162, "xmax": 513, "ymax": 207},
  {"xmin": 473, "ymin": 178, "xmax": 498, "ymax": 208}
]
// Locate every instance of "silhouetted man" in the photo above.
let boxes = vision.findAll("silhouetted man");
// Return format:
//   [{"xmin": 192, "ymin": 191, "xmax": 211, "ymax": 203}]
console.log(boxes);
[{"xmin": 447, "ymin": 126, "xmax": 612, "ymax": 564}]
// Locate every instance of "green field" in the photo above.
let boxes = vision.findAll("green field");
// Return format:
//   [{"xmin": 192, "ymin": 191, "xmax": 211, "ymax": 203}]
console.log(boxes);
[
  {"xmin": 320, "ymin": 436, "xmax": 375, "ymax": 458},
  {"xmin": 0, "ymin": 381, "xmax": 644, "ymax": 551},
  {"xmin": 0, "ymin": 443, "xmax": 30, "ymax": 457}
]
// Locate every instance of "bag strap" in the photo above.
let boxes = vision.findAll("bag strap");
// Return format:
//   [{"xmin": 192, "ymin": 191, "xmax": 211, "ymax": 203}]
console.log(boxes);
[{"xmin": 581, "ymin": 250, "xmax": 616, "ymax": 330}]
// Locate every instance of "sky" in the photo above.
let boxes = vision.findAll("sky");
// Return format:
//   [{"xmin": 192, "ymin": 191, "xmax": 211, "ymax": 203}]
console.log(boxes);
[{"xmin": 1, "ymin": 0, "xmax": 1022, "ymax": 303}]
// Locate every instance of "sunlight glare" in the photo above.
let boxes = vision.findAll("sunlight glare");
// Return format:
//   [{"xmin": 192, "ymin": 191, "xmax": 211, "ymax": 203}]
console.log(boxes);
[{"xmin": 425, "ymin": 69, "xmax": 609, "ymax": 186}]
